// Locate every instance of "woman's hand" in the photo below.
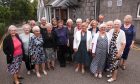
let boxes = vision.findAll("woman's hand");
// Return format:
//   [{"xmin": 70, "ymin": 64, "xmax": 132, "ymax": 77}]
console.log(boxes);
[
  {"xmin": 130, "ymin": 43, "xmax": 134, "ymax": 48},
  {"xmin": 74, "ymin": 48, "xmax": 78, "ymax": 52},
  {"xmin": 92, "ymin": 53, "xmax": 95, "ymax": 58},
  {"xmin": 116, "ymin": 51, "xmax": 121, "ymax": 59}
]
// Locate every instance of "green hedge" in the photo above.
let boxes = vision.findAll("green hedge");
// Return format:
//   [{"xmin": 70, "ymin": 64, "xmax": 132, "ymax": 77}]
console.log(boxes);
[{"xmin": 0, "ymin": 23, "xmax": 6, "ymax": 39}]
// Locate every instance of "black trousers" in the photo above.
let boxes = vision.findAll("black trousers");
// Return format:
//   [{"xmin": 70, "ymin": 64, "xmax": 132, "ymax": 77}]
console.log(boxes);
[
  {"xmin": 66, "ymin": 46, "xmax": 74, "ymax": 62},
  {"xmin": 24, "ymin": 54, "xmax": 34, "ymax": 71},
  {"xmin": 57, "ymin": 45, "xmax": 67, "ymax": 66}
]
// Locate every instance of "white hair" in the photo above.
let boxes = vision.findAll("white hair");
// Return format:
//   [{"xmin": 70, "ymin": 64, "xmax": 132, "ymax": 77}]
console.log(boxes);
[
  {"xmin": 22, "ymin": 24, "xmax": 31, "ymax": 30},
  {"xmin": 46, "ymin": 23, "xmax": 52, "ymax": 28},
  {"xmin": 8, "ymin": 25, "xmax": 17, "ymax": 32},
  {"xmin": 99, "ymin": 23, "xmax": 106, "ymax": 29},
  {"xmin": 76, "ymin": 18, "xmax": 82, "ymax": 23},
  {"xmin": 32, "ymin": 26, "xmax": 40, "ymax": 32},
  {"xmin": 41, "ymin": 17, "xmax": 46, "ymax": 21},
  {"xmin": 106, "ymin": 21, "xmax": 114, "ymax": 25},
  {"xmin": 124, "ymin": 15, "xmax": 132, "ymax": 22},
  {"xmin": 114, "ymin": 19, "xmax": 122, "ymax": 26},
  {"xmin": 67, "ymin": 19, "xmax": 73, "ymax": 24}
]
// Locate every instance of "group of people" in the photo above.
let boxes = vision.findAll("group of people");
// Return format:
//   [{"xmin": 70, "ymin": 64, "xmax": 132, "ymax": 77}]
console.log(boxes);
[{"xmin": 3, "ymin": 14, "xmax": 135, "ymax": 84}]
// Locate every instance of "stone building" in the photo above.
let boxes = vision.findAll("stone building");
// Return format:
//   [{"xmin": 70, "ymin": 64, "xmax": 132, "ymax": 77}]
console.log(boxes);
[{"xmin": 41, "ymin": 0, "xmax": 140, "ymax": 42}]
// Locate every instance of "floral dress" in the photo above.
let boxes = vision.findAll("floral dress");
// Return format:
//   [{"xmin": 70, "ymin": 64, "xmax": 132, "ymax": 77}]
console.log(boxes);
[
  {"xmin": 106, "ymin": 32, "xmax": 120, "ymax": 72},
  {"xmin": 29, "ymin": 35, "xmax": 46, "ymax": 64}
]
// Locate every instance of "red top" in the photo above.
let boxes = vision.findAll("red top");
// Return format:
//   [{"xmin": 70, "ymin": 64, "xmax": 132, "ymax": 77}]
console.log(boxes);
[{"xmin": 12, "ymin": 37, "xmax": 23, "ymax": 57}]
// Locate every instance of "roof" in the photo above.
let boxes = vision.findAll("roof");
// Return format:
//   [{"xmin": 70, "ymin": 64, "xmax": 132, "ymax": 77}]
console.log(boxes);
[{"xmin": 46, "ymin": 0, "xmax": 78, "ymax": 7}]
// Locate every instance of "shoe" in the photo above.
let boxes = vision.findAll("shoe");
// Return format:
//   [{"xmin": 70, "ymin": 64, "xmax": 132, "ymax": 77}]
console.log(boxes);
[
  {"xmin": 32, "ymin": 69, "xmax": 36, "ymax": 73},
  {"xmin": 51, "ymin": 66, "xmax": 55, "ymax": 70},
  {"xmin": 98, "ymin": 74, "xmax": 102, "ymax": 78},
  {"xmin": 121, "ymin": 65, "xmax": 126, "ymax": 70},
  {"xmin": 17, "ymin": 76, "xmax": 24, "ymax": 79},
  {"xmin": 94, "ymin": 73, "xmax": 98, "ymax": 78},
  {"xmin": 107, "ymin": 78, "xmax": 116, "ymax": 82},
  {"xmin": 27, "ymin": 71, "xmax": 31, "ymax": 75},
  {"xmin": 81, "ymin": 69, "xmax": 85, "ymax": 74},
  {"xmin": 107, "ymin": 74, "xmax": 112, "ymax": 78},
  {"xmin": 13, "ymin": 81, "xmax": 22, "ymax": 84},
  {"xmin": 43, "ymin": 70, "xmax": 47, "ymax": 75},
  {"xmin": 36, "ymin": 72, "xmax": 41, "ymax": 78},
  {"xmin": 60, "ymin": 64, "xmax": 66, "ymax": 67},
  {"xmin": 75, "ymin": 67, "xmax": 79, "ymax": 72}
]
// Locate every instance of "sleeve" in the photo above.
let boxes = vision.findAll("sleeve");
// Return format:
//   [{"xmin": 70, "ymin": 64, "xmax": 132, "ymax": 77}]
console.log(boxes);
[
  {"xmin": 92, "ymin": 34, "xmax": 97, "ymax": 53},
  {"xmin": 3, "ymin": 37, "xmax": 9, "ymax": 56},
  {"xmin": 121, "ymin": 31, "xmax": 126, "ymax": 44},
  {"xmin": 133, "ymin": 26, "xmax": 136, "ymax": 41},
  {"xmin": 73, "ymin": 32, "xmax": 77, "ymax": 49}
]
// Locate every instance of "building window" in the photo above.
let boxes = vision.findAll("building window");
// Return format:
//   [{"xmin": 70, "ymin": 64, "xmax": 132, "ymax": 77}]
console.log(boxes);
[{"xmin": 137, "ymin": 3, "xmax": 140, "ymax": 18}]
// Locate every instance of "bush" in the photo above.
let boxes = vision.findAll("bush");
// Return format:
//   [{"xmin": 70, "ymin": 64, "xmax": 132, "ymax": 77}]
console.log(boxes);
[{"xmin": 0, "ymin": 23, "xmax": 6, "ymax": 39}]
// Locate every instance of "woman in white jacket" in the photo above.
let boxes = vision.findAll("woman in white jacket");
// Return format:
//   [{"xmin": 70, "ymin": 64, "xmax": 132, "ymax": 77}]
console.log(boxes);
[
  {"xmin": 90, "ymin": 23, "xmax": 110, "ymax": 78},
  {"xmin": 73, "ymin": 22, "xmax": 92, "ymax": 74}
]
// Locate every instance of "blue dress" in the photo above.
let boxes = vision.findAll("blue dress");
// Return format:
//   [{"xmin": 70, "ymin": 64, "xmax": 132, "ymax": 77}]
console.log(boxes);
[
  {"xmin": 121, "ymin": 24, "xmax": 136, "ymax": 60},
  {"xmin": 74, "ymin": 32, "xmax": 90, "ymax": 66}
]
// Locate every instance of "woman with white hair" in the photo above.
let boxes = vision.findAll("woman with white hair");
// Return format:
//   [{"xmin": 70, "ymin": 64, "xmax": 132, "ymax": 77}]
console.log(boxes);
[
  {"xmin": 106, "ymin": 21, "xmax": 114, "ymax": 32},
  {"xmin": 74, "ymin": 18, "xmax": 82, "ymax": 35},
  {"xmin": 29, "ymin": 26, "xmax": 47, "ymax": 78},
  {"xmin": 90, "ymin": 23, "xmax": 110, "ymax": 78},
  {"xmin": 106, "ymin": 19, "xmax": 126, "ymax": 82},
  {"xmin": 66, "ymin": 19, "xmax": 74, "ymax": 62},
  {"xmin": 43, "ymin": 23, "xmax": 57, "ymax": 70},
  {"xmin": 19, "ymin": 24, "xmax": 34, "ymax": 75},
  {"xmin": 3, "ymin": 25, "xmax": 24, "ymax": 84},
  {"xmin": 120, "ymin": 15, "xmax": 136, "ymax": 70}
]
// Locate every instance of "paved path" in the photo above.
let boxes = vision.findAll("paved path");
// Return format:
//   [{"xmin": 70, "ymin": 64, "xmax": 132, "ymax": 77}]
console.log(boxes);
[{"xmin": 0, "ymin": 28, "xmax": 140, "ymax": 84}]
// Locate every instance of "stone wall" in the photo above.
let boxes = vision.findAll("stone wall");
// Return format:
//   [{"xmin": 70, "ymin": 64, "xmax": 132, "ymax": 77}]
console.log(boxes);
[
  {"xmin": 100, "ymin": 0, "xmax": 140, "ymax": 21},
  {"xmin": 69, "ymin": 0, "xmax": 96, "ymax": 21}
]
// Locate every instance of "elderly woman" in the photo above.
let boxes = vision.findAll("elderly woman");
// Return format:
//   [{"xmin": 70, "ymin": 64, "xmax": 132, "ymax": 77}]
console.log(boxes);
[
  {"xmin": 106, "ymin": 21, "xmax": 114, "ymax": 32},
  {"xmin": 106, "ymin": 19, "xmax": 126, "ymax": 82},
  {"xmin": 29, "ymin": 20, "xmax": 36, "ymax": 33},
  {"xmin": 90, "ymin": 23, "xmax": 110, "ymax": 78},
  {"xmin": 19, "ymin": 24, "xmax": 34, "ymax": 75},
  {"xmin": 55, "ymin": 20, "xmax": 68, "ymax": 67},
  {"xmin": 73, "ymin": 22, "xmax": 92, "ymax": 74},
  {"xmin": 39, "ymin": 17, "xmax": 47, "ymax": 36},
  {"xmin": 29, "ymin": 26, "xmax": 47, "ymax": 78},
  {"xmin": 3, "ymin": 25, "xmax": 24, "ymax": 84},
  {"xmin": 52, "ymin": 18, "xmax": 58, "ymax": 31},
  {"xmin": 74, "ymin": 18, "xmax": 82, "ymax": 35},
  {"xmin": 43, "ymin": 23, "xmax": 56, "ymax": 70},
  {"xmin": 120, "ymin": 15, "xmax": 136, "ymax": 70},
  {"xmin": 66, "ymin": 19, "xmax": 74, "ymax": 62},
  {"xmin": 88, "ymin": 20, "xmax": 99, "ymax": 38}
]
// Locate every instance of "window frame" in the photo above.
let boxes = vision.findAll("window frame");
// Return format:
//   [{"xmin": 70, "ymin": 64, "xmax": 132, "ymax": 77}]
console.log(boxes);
[{"xmin": 137, "ymin": 3, "xmax": 140, "ymax": 18}]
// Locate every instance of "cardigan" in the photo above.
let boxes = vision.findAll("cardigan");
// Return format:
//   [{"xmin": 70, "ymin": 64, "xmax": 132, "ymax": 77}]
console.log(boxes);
[
  {"xmin": 73, "ymin": 30, "xmax": 92, "ymax": 51},
  {"xmin": 3, "ymin": 34, "xmax": 24, "ymax": 64}
]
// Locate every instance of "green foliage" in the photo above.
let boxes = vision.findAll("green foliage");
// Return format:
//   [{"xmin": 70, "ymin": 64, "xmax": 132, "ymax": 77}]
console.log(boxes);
[
  {"xmin": 0, "ymin": 23, "xmax": 6, "ymax": 39},
  {"xmin": 0, "ymin": 0, "xmax": 38, "ymax": 39}
]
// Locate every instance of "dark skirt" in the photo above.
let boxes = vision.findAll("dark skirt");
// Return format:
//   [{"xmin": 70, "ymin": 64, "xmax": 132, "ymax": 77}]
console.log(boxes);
[{"xmin": 7, "ymin": 55, "xmax": 23, "ymax": 75}]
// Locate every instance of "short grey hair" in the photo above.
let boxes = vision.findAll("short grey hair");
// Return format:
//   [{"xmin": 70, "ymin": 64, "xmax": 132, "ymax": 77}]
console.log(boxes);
[
  {"xmin": 114, "ymin": 19, "xmax": 122, "ymax": 26},
  {"xmin": 8, "ymin": 25, "xmax": 17, "ymax": 32},
  {"xmin": 22, "ymin": 24, "xmax": 31, "ymax": 30},
  {"xmin": 67, "ymin": 19, "xmax": 73, "ymax": 24},
  {"xmin": 41, "ymin": 17, "xmax": 46, "ymax": 21},
  {"xmin": 32, "ymin": 26, "xmax": 40, "ymax": 32},
  {"xmin": 46, "ymin": 23, "xmax": 52, "ymax": 28},
  {"xmin": 99, "ymin": 23, "xmax": 106, "ymax": 29},
  {"xmin": 106, "ymin": 21, "xmax": 114, "ymax": 26},
  {"xmin": 76, "ymin": 18, "xmax": 82, "ymax": 23},
  {"xmin": 124, "ymin": 15, "xmax": 133, "ymax": 22}
]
